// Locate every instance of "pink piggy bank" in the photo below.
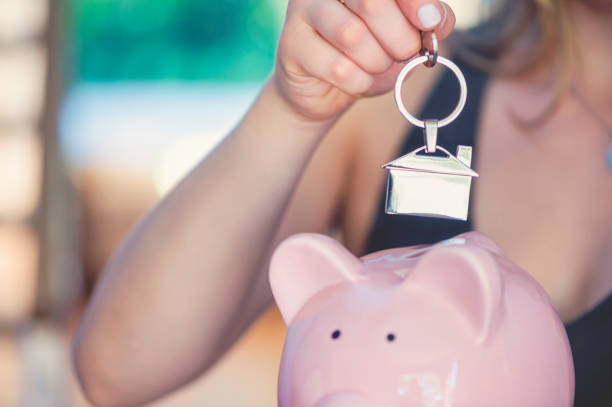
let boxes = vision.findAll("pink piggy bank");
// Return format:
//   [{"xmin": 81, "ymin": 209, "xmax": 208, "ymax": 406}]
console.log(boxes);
[{"xmin": 269, "ymin": 232, "xmax": 574, "ymax": 407}]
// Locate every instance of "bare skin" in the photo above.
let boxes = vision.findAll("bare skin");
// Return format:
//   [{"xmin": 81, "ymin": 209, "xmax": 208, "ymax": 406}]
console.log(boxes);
[{"xmin": 72, "ymin": 0, "xmax": 612, "ymax": 406}]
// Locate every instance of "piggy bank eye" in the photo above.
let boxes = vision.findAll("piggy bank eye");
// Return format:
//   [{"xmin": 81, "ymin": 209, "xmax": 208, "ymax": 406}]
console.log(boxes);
[
  {"xmin": 386, "ymin": 333, "xmax": 396, "ymax": 342},
  {"xmin": 331, "ymin": 330, "xmax": 341, "ymax": 340}
]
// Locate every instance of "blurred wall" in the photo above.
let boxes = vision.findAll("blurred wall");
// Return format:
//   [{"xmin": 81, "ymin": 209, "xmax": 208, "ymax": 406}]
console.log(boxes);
[{"xmin": 1, "ymin": 1, "xmax": 83, "ymax": 406}]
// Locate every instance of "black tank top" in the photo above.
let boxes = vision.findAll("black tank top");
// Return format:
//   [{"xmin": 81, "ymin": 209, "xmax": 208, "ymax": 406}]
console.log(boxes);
[{"xmin": 364, "ymin": 57, "xmax": 612, "ymax": 407}]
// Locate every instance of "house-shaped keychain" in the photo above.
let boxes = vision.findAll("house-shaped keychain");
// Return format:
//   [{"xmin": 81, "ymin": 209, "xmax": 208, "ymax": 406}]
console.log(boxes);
[
  {"xmin": 386, "ymin": 47, "xmax": 479, "ymax": 221},
  {"xmin": 382, "ymin": 145, "xmax": 478, "ymax": 221}
]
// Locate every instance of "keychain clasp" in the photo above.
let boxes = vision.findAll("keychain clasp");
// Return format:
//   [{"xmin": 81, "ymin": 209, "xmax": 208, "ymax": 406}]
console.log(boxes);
[
  {"xmin": 424, "ymin": 119, "xmax": 438, "ymax": 153},
  {"xmin": 420, "ymin": 31, "xmax": 438, "ymax": 68}
]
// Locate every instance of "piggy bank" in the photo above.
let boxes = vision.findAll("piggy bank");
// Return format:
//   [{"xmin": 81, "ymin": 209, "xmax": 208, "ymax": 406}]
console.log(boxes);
[{"xmin": 269, "ymin": 232, "xmax": 574, "ymax": 407}]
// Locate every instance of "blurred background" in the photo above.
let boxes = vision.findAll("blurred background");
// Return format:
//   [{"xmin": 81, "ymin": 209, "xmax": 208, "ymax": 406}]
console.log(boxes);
[{"xmin": 0, "ymin": 0, "xmax": 485, "ymax": 405}]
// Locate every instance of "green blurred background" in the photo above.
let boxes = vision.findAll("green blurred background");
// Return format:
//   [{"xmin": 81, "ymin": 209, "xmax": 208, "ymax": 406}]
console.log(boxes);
[{"xmin": 71, "ymin": 0, "xmax": 282, "ymax": 81}]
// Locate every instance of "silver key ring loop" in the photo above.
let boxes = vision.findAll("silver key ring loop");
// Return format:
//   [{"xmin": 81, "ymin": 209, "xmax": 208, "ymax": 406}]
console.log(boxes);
[
  {"xmin": 420, "ymin": 31, "xmax": 438, "ymax": 67},
  {"xmin": 394, "ymin": 55, "xmax": 467, "ymax": 128}
]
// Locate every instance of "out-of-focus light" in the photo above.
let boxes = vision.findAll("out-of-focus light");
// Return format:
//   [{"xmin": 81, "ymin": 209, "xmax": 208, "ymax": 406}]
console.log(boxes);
[
  {"xmin": 0, "ymin": 130, "xmax": 42, "ymax": 221},
  {"xmin": 0, "ymin": 334, "xmax": 19, "ymax": 407},
  {"xmin": 60, "ymin": 83, "xmax": 261, "ymax": 172},
  {"xmin": 0, "ymin": 224, "xmax": 38, "ymax": 323},
  {"xmin": 0, "ymin": 45, "xmax": 47, "ymax": 123},
  {"xmin": 445, "ymin": 0, "xmax": 484, "ymax": 29},
  {"xmin": 0, "ymin": 0, "xmax": 48, "ymax": 42},
  {"xmin": 153, "ymin": 133, "xmax": 223, "ymax": 197},
  {"xmin": 17, "ymin": 325, "xmax": 74, "ymax": 406}
]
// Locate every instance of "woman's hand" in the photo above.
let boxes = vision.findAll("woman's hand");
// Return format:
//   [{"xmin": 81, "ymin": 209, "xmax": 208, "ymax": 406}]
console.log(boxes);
[{"xmin": 273, "ymin": 0, "xmax": 456, "ymax": 122}]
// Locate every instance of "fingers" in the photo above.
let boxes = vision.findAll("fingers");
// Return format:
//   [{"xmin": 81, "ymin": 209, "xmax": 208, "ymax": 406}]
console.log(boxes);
[
  {"xmin": 307, "ymin": 0, "xmax": 393, "ymax": 74},
  {"xmin": 284, "ymin": 27, "xmax": 374, "ymax": 96},
  {"xmin": 342, "ymin": 0, "xmax": 422, "ymax": 60},
  {"xmin": 281, "ymin": 0, "xmax": 457, "ymax": 97},
  {"xmin": 313, "ymin": 0, "xmax": 455, "ymax": 66}
]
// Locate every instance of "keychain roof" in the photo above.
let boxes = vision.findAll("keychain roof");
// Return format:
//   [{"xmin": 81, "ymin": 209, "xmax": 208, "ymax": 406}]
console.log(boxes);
[{"xmin": 382, "ymin": 145, "xmax": 478, "ymax": 177}]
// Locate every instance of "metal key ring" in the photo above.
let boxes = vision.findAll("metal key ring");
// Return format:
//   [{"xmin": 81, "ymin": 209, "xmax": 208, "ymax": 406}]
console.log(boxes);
[
  {"xmin": 394, "ymin": 55, "xmax": 467, "ymax": 129},
  {"xmin": 420, "ymin": 31, "xmax": 438, "ymax": 67}
]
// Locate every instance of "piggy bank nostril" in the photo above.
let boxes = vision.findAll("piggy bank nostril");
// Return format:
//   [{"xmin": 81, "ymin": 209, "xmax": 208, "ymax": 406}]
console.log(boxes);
[
  {"xmin": 331, "ymin": 329, "xmax": 341, "ymax": 340},
  {"xmin": 387, "ymin": 333, "xmax": 396, "ymax": 342}
]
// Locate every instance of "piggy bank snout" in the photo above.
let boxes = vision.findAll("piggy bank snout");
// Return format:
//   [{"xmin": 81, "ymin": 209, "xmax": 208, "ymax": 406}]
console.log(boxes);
[{"xmin": 313, "ymin": 392, "xmax": 370, "ymax": 407}]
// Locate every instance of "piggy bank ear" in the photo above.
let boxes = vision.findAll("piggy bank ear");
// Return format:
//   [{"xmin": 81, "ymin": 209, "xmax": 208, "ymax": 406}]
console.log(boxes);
[
  {"xmin": 269, "ymin": 234, "xmax": 363, "ymax": 325},
  {"xmin": 409, "ymin": 245, "xmax": 503, "ymax": 344}
]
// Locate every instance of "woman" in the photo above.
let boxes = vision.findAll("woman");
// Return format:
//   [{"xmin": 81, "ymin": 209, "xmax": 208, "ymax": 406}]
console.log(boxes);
[{"xmin": 72, "ymin": 0, "xmax": 612, "ymax": 405}]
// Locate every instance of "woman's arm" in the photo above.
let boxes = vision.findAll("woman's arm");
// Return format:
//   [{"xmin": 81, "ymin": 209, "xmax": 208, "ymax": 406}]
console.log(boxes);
[
  {"xmin": 71, "ymin": 81, "xmax": 349, "ymax": 406},
  {"xmin": 72, "ymin": 0, "xmax": 455, "ymax": 405}
]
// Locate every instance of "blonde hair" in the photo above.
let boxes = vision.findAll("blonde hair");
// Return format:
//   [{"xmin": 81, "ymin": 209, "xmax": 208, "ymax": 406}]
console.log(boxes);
[{"xmin": 453, "ymin": 0, "xmax": 576, "ymax": 122}]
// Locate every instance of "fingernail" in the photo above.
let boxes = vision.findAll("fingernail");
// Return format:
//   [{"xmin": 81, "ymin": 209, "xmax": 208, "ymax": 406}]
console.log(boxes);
[{"xmin": 418, "ymin": 3, "xmax": 442, "ymax": 28}]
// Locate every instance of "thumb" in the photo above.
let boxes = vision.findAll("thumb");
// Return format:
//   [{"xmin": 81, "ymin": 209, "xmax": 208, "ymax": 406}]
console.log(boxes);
[
  {"xmin": 397, "ymin": 0, "xmax": 456, "ymax": 39},
  {"xmin": 364, "ymin": 61, "xmax": 406, "ymax": 97}
]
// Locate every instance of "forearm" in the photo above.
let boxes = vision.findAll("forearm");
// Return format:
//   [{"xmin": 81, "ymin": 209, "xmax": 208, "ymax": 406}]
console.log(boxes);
[{"xmin": 72, "ymin": 79, "xmax": 336, "ymax": 407}]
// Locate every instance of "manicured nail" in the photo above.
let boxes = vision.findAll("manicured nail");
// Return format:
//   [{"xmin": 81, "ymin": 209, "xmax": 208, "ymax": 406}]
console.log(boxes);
[{"xmin": 418, "ymin": 3, "xmax": 442, "ymax": 28}]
